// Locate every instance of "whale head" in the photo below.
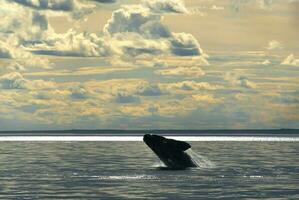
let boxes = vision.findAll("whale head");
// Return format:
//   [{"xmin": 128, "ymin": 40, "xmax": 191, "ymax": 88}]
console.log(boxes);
[{"xmin": 143, "ymin": 134, "xmax": 191, "ymax": 152}]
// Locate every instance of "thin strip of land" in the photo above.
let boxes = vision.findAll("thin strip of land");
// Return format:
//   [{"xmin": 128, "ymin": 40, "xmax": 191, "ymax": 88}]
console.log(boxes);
[{"xmin": 0, "ymin": 129, "xmax": 298, "ymax": 136}]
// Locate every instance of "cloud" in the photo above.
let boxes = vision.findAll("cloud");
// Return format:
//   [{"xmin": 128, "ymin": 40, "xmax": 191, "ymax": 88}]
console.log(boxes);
[
  {"xmin": 0, "ymin": 72, "xmax": 28, "ymax": 89},
  {"xmin": 0, "ymin": 40, "xmax": 51, "ymax": 69},
  {"xmin": 0, "ymin": 3, "xmax": 53, "ymax": 69},
  {"xmin": 261, "ymin": 59, "xmax": 271, "ymax": 65},
  {"xmin": 69, "ymin": 86, "xmax": 90, "ymax": 100},
  {"xmin": 1, "ymin": 0, "xmax": 204, "ymax": 60},
  {"xmin": 0, "ymin": 72, "xmax": 57, "ymax": 90},
  {"xmin": 0, "ymin": 3, "xmax": 53, "ymax": 42},
  {"xmin": 266, "ymin": 40, "xmax": 283, "ymax": 50},
  {"xmin": 237, "ymin": 77, "xmax": 257, "ymax": 89},
  {"xmin": 103, "ymin": 3, "xmax": 203, "ymax": 58},
  {"xmin": 231, "ymin": 0, "xmax": 275, "ymax": 12},
  {"xmin": 210, "ymin": 5, "xmax": 225, "ymax": 10},
  {"xmin": 7, "ymin": 62, "xmax": 27, "ymax": 72},
  {"xmin": 119, "ymin": 104, "xmax": 152, "ymax": 117},
  {"xmin": 0, "ymin": 1, "xmax": 100, "ymax": 59},
  {"xmin": 0, "ymin": 41, "xmax": 14, "ymax": 58},
  {"xmin": 143, "ymin": 0, "xmax": 188, "ymax": 13},
  {"xmin": 0, "ymin": 39, "xmax": 50, "ymax": 69},
  {"xmin": 10, "ymin": 0, "xmax": 95, "ymax": 19},
  {"xmin": 136, "ymin": 84, "xmax": 164, "ymax": 96},
  {"xmin": 107, "ymin": 33, "xmax": 170, "ymax": 57},
  {"xmin": 0, "ymin": 40, "xmax": 31, "ymax": 59},
  {"xmin": 11, "ymin": 0, "xmax": 78, "ymax": 11},
  {"xmin": 92, "ymin": 0, "xmax": 116, "ymax": 3},
  {"xmin": 281, "ymin": 54, "xmax": 299, "ymax": 66},
  {"xmin": 225, "ymin": 72, "xmax": 257, "ymax": 89},
  {"xmin": 192, "ymin": 94, "xmax": 221, "ymax": 104},
  {"xmin": 155, "ymin": 66, "xmax": 205, "ymax": 77},
  {"xmin": 32, "ymin": 29, "xmax": 110, "ymax": 57},
  {"xmin": 115, "ymin": 91, "xmax": 140, "ymax": 103},
  {"xmin": 104, "ymin": 5, "xmax": 162, "ymax": 36},
  {"xmin": 118, "ymin": 99, "xmax": 197, "ymax": 117},
  {"xmin": 170, "ymin": 33, "xmax": 202, "ymax": 56},
  {"xmin": 166, "ymin": 81, "xmax": 222, "ymax": 91}
]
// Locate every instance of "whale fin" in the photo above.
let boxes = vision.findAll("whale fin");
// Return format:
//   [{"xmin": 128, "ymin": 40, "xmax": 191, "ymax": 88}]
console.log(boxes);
[{"xmin": 168, "ymin": 139, "xmax": 191, "ymax": 151}]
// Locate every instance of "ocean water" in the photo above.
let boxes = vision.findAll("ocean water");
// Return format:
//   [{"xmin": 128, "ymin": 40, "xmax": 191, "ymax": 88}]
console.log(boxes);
[{"xmin": 0, "ymin": 139, "xmax": 298, "ymax": 199}]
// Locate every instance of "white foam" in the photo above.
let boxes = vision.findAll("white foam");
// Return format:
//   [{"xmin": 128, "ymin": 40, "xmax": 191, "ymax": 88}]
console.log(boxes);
[
  {"xmin": 96, "ymin": 175, "xmax": 157, "ymax": 180},
  {"xmin": 186, "ymin": 149, "xmax": 215, "ymax": 169},
  {"xmin": 152, "ymin": 160, "xmax": 166, "ymax": 168},
  {"xmin": 0, "ymin": 136, "xmax": 298, "ymax": 141}
]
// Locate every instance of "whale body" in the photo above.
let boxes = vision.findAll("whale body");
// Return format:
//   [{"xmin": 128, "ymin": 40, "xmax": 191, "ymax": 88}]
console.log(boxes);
[{"xmin": 143, "ymin": 134, "xmax": 197, "ymax": 169}]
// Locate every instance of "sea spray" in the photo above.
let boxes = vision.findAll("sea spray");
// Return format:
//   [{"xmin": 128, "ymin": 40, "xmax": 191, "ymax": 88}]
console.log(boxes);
[
  {"xmin": 152, "ymin": 159, "xmax": 166, "ymax": 168},
  {"xmin": 186, "ymin": 149, "xmax": 215, "ymax": 168},
  {"xmin": 152, "ymin": 149, "xmax": 215, "ymax": 169}
]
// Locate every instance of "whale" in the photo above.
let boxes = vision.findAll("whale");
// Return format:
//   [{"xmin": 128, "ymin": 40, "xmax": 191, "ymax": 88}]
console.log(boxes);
[{"xmin": 143, "ymin": 134, "xmax": 197, "ymax": 169}]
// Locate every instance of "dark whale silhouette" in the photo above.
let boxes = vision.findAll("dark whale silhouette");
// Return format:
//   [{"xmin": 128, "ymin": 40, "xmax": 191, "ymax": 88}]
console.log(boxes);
[{"xmin": 143, "ymin": 134, "xmax": 197, "ymax": 169}]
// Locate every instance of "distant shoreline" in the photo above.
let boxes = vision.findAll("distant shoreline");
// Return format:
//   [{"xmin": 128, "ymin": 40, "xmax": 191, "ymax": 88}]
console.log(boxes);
[{"xmin": 0, "ymin": 129, "xmax": 298, "ymax": 136}]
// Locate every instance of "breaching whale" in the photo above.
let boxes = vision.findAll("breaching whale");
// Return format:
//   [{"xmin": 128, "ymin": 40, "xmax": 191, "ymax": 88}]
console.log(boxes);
[{"xmin": 143, "ymin": 134, "xmax": 197, "ymax": 169}]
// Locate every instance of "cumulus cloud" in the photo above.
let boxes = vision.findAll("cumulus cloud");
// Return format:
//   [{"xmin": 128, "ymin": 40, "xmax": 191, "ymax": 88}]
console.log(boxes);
[
  {"xmin": 155, "ymin": 66, "xmax": 205, "ymax": 77},
  {"xmin": 261, "ymin": 59, "xmax": 271, "ymax": 65},
  {"xmin": 170, "ymin": 33, "xmax": 202, "ymax": 56},
  {"xmin": 0, "ymin": 3, "xmax": 54, "ymax": 43},
  {"xmin": 0, "ymin": 72, "xmax": 56, "ymax": 90},
  {"xmin": 104, "ymin": 5, "xmax": 161, "ymax": 36},
  {"xmin": 107, "ymin": 33, "xmax": 170, "ymax": 58},
  {"xmin": 266, "ymin": 40, "xmax": 283, "ymax": 50},
  {"xmin": 0, "ymin": 72, "xmax": 28, "ymax": 89},
  {"xmin": 166, "ymin": 81, "xmax": 222, "ymax": 91},
  {"xmin": 0, "ymin": 3, "xmax": 54, "ymax": 69},
  {"xmin": 0, "ymin": 40, "xmax": 31, "ymax": 59},
  {"xmin": 103, "ymin": 3, "xmax": 203, "ymax": 58},
  {"xmin": 281, "ymin": 54, "xmax": 299, "ymax": 66},
  {"xmin": 136, "ymin": 84, "xmax": 164, "ymax": 96},
  {"xmin": 10, "ymin": 0, "xmax": 95, "ymax": 19},
  {"xmin": 33, "ymin": 29, "xmax": 110, "ymax": 57},
  {"xmin": 0, "ymin": 40, "xmax": 51, "ymax": 69},
  {"xmin": 237, "ymin": 77, "xmax": 257, "ymax": 89},
  {"xmin": 143, "ymin": 0, "xmax": 188, "ymax": 13},
  {"xmin": 192, "ymin": 94, "xmax": 220, "ymax": 104},
  {"xmin": 119, "ymin": 104, "xmax": 152, "ymax": 117},
  {"xmin": 92, "ymin": 0, "xmax": 116, "ymax": 3},
  {"xmin": 0, "ymin": 1, "xmax": 105, "ymax": 58},
  {"xmin": 90, "ymin": 0, "xmax": 117, "ymax": 4},
  {"xmin": 210, "ymin": 5, "xmax": 225, "ymax": 10},
  {"xmin": 225, "ymin": 72, "xmax": 257, "ymax": 89},
  {"xmin": 1, "ymin": 0, "xmax": 204, "ymax": 60},
  {"xmin": 0, "ymin": 41, "xmax": 13, "ymax": 58},
  {"xmin": 118, "ymin": 99, "xmax": 199, "ymax": 117},
  {"xmin": 7, "ymin": 62, "xmax": 27, "ymax": 72},
  {"xmin": 231, "ymin": 0, "xmax": 274, "ymax": 11},
  {"xmin": 0, "ymin": 0, "xmax": 101, "ymax": 59},
  {"xmin": 256, "ymin": 0, "xmax": 277, "ymax": 9},
  {"xmin": 115, "ymin": 91, "xmax": 140, "ymax": 103},
  {"xmin": 69, "ymin": 86, "xmax": 90, "ymax": 99},
  {"xmin": 11, "ymin": 0, "xmax": 79, "ymax": 11}
]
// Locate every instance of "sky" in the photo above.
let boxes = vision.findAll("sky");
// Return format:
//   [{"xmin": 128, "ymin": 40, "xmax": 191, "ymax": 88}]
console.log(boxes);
[{"xmin": 0, "ymin": 0, "xmax": 298, "ymax": 130}]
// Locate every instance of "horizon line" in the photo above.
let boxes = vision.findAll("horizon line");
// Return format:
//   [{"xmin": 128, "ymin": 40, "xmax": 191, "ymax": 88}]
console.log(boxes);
[
  {"xmin": 1, "ymin": 128, "xmax": 298, "ymax": 130},
  {"xmin": 0, "ymin": 128, "xmax": 298, "ymax": 134}
]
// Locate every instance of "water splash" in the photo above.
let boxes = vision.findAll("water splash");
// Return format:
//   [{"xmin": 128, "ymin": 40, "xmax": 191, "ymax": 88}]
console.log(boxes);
[
  {"xmin": 186, "ymin": 149, "xmax": 215, "ymax": 169},
  {"xmin": 152, "ymin": 150, "xmax": 215, "ymax": 169},
  {"xmin": 152, "ymin": 160, "xmax": 166, "ymax": 168}
]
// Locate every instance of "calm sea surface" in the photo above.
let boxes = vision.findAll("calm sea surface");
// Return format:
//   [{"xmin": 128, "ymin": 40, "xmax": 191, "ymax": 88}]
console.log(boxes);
[{"xmin": 0, "ymin": 138, "xmax": 298, "ymax": 199}]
